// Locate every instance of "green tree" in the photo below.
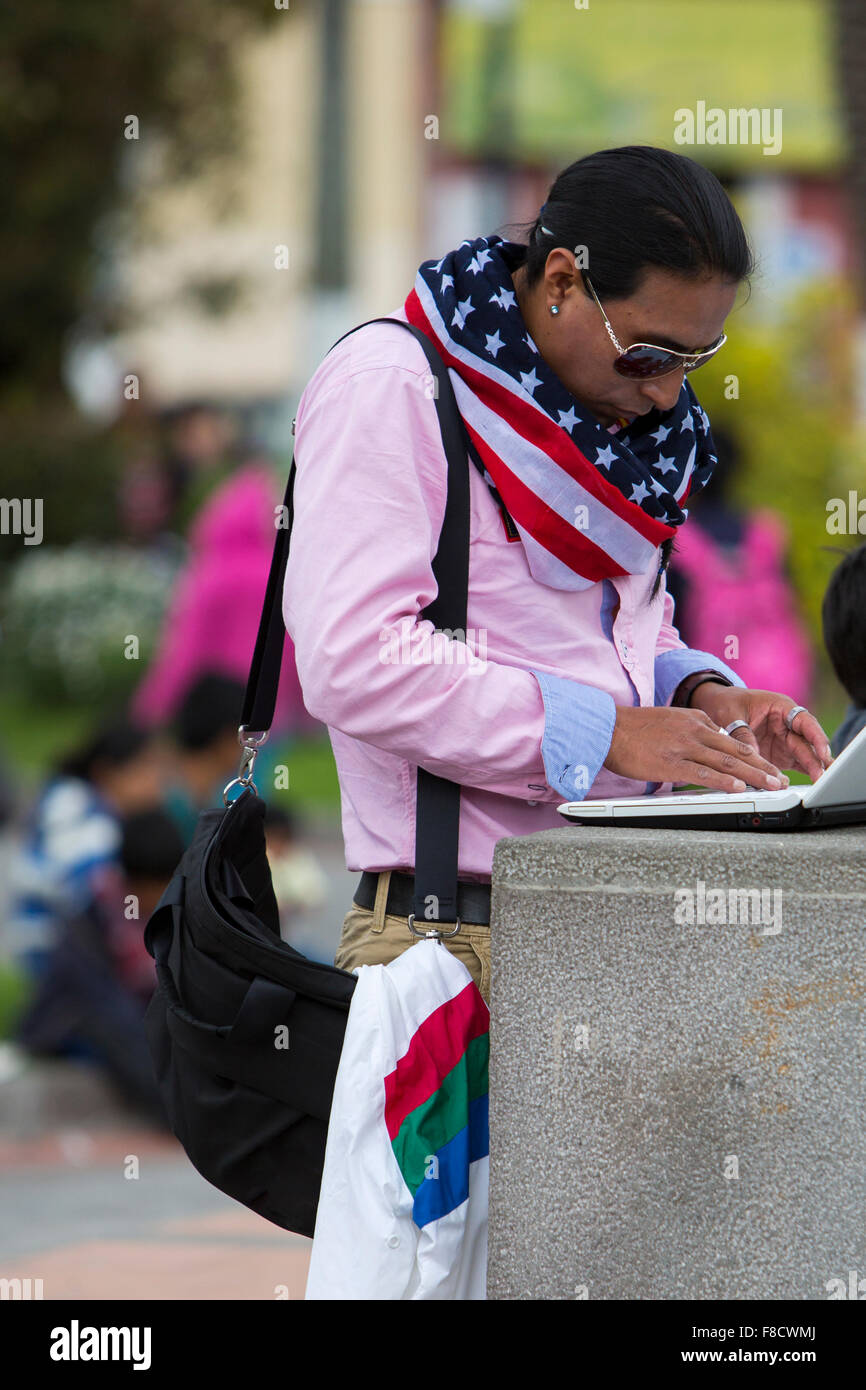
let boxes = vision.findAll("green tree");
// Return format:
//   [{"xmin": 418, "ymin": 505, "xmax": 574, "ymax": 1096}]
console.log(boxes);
[{"xmin": 0, "ymin": 0, "xmax": 288, "ymax": 415}]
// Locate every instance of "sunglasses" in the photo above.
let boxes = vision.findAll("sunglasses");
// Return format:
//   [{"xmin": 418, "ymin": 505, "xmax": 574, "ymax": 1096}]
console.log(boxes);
[{"xmin": 581, "ymin": 271, "xmax": 727, "ymax": 380}]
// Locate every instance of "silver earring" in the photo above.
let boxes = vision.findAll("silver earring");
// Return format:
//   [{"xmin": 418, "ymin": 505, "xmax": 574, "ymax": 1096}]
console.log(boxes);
[{"xmin": 549, "ymin": 304, "xmax": 560, "ymax": 316}]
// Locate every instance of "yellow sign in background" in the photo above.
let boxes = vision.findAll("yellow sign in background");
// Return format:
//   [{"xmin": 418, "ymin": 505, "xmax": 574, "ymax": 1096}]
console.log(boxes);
[{"xmin": 442, "ymin": 0, "xmax": 842, "ymax": 170}]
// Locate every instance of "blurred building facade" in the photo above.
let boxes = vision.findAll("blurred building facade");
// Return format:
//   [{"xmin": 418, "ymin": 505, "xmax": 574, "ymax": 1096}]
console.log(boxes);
[{"xmin": 101, "ymin": 0, "xmax": 854, "ymax": 449}]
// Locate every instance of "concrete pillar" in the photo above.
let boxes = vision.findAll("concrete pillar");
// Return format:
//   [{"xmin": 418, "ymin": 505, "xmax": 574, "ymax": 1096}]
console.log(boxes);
[{"xmin": 488, "ymin": 825, "xmax": 866, "ymax": 1300}]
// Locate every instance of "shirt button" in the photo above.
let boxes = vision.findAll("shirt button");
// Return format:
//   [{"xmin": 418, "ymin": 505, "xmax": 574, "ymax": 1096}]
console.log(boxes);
[
  {"xmin": 527, "ymin": 799, "xmax": 538, "ymax": 806},
  {"xmin": 387, "ymin": 1235, "xmax": 400, "ymax": 1249}
]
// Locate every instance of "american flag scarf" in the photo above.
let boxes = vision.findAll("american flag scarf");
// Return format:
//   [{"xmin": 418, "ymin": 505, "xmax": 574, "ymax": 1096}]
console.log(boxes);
[{"xmin": 404, "ymin": 233, "xmax": 719, "ymax": 592}]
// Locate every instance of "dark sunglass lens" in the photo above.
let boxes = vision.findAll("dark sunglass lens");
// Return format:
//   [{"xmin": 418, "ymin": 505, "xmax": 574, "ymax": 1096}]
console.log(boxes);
[{"xmin": 613, "ymin": 346, "xmax": 679, "ymax": 379}]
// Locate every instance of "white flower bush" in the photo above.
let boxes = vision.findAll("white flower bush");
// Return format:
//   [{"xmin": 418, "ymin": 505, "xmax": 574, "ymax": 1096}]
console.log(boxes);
[{"xmin": 0, "ymin": 541, "xmax": 183, "ymax": 704}]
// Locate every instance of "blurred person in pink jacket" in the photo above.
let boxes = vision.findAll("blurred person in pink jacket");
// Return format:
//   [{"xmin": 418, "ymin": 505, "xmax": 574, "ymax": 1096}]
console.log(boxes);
[
  {"xmin": 665, "ymin": 425, "xmax": 813, "ymax": 703},
  {"xmin": 132, "ymin": 458, "xmax": 318, "ymax": 754}
]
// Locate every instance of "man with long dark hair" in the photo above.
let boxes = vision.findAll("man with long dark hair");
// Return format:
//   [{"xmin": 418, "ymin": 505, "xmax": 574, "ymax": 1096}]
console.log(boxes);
[{"xmin": 286, "ymin": 146, "xmax": 832, "ymax": 1002}]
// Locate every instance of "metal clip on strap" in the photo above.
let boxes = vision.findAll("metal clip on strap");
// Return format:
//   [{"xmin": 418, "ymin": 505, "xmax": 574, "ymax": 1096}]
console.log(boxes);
[
  {"xmin": 407, "ymin": 912, "xmax": 461, "ymax": 940},
  {"xmin": 222, "ymin": 727, "xmax": 269, "ymax": 806}
]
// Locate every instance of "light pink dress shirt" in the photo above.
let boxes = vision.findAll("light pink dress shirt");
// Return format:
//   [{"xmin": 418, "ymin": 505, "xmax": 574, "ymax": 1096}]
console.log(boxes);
[{"xmin": 283, "ymin": 307, "xmax": 740, "ymax": 883}]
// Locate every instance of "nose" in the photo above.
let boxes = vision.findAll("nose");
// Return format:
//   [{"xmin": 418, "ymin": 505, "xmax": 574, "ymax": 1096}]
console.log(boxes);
[{"xmin": 638, "ymin": 365, "xmax": 685, "ymax": 414}]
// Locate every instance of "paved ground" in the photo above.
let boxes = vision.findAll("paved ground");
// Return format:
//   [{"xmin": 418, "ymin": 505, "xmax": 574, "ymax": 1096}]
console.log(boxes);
[
  {"xmin": 0, "ymin": 1115, "xmax": 313, "ymax": 1300},
  {"xmin": 0, "ymin": 812, "xmax": 356, "ymax": 1302}
]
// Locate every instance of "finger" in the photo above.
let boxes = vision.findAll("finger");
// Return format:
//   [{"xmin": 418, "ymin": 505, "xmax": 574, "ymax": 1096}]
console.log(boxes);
[
  {"xmin": 784, "ymin": 732, "xmax": 828, "ymax": 783},
  {"xmin": 787, "ymin": 710, "xmax": 833, "ymax": 770},
  {"xmin": 702, "ymin": 731, "xmax": 786, "ymax": 788},
  {"xmin": 676, "ymin": 758, "xmax": 750, "ymax": 794},
  {"xmin": 717, "ymin": 722, "xmax": 795, "ymax": 789},
  {"xmin": 677, "ymin": 744, "xmax": 783, "ymax": 793}
]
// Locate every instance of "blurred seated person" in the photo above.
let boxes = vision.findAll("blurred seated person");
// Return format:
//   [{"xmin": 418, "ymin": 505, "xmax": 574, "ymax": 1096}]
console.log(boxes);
[
  {"xmin": 162, "ymin": 672, "xmax": 251, "ymax": 844},
  {"xmin": 130, "ymin": 458, "xmax": 315, "ymax": 745},
  {"xmin": 665, "ymin": 425, "xmax": 813, "ymax": 706},
  {"xmin": 822, "ymin": 541, "xmax": 866, "ymax": 756},
  {"xmin": 13, "ymin": 807, "xmax": 183, "ymax": 1127},
  {"xmin": 7, "ymin": 715, "xmax": 165, "ymax": 985}
]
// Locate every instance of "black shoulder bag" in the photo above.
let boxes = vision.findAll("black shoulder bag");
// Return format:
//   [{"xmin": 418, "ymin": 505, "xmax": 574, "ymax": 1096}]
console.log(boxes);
[{"xmin": 143, "ymin": 318, "xmax": 470, "ymax": 1238}]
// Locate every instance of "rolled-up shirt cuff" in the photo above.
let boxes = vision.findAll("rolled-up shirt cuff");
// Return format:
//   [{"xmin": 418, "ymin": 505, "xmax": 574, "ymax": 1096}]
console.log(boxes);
[
  {"xmin": 654, "ymin": 648, "xmax": 746, "ymax": 708},
  {"xmin": 529, "ymin": 668, "xmax": 617, "ymax": 801}
]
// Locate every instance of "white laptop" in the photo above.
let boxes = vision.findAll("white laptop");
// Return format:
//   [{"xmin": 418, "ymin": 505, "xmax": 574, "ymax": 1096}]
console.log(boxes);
[{"xmin": 557, "ymin": 720, "xmax": 866, "ymax": 832}]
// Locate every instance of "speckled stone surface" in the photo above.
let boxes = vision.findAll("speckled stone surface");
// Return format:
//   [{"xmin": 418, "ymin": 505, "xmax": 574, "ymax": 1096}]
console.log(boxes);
[{"xmin": 487, "ymin": 825, "xmax": 866, "ymax": 1300}]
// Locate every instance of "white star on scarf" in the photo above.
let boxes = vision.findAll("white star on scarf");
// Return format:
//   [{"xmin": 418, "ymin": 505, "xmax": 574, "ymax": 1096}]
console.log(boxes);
[
  {"xmin": 679, "ymin": 415, "xmax": 693, "ymax": 433},
  {"xmin": 452, "ymin": 296, "xmax": 474, "ymax": 329},
  {"xmin": 651, "ymin": 423, "xmax": 671, "ymax": 445},
  {"xmin": 557, "ymin": 406, "xmax": 580, "ymax": 431},
  {"xmin": 594, "ymin": 444, "xmax": 617, "ymax": 469},
  {"xmin": 523, "ymin": 332, "xmax": 538, "ymax": 355},
  {"xmin": 520, "ymin": 367, "xmax": 541, "ymax": 394},
  {"xmin": 496, "ymin": 288, "xmax": 517, "ymax": 311},
  {"xmin": 475, "ymin": 247, "xmax": 493, "ymax": 269},
  {"xmin": 485, "ymin": 330, "xmax": 505, "ymax": 358},
  {"xmin": 650, "ymin": 477, "xmax": 667, "ymax": 496},
  {"xmin": 655, "ymin": 454, "xmax": 677, "ymax": 474},
  {"xmin": 440, "ymin": 273, "xmax": 454, "ymax": 292},
  {"xmin": 467, "ymin": 257, "xmax": 484, "ymax": 276},
  {"xmin": 630, "ymin": 480, "xmax": 650, "ymax": 504}
]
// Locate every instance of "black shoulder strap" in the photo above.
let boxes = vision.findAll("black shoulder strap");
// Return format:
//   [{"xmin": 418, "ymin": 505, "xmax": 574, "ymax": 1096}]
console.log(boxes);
[{"xmin": 239, "ymin": 317, "xmax": 470, "ymax": 928}]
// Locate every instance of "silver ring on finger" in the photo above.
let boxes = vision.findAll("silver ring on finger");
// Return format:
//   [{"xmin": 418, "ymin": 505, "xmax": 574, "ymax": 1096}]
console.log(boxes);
[
  {"xmin": 723, "ymin": 719, "xmax": 750, "ymax": 737},
  {"xmin": 784, "ymin": 704, "xmax": 808, "ymax": 733}
]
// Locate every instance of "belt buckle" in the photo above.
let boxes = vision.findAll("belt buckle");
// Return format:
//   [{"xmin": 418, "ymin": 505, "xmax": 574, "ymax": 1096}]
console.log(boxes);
[{"xmin": 407, "ymin": 912, "xmax": 461, "ymax": 940}]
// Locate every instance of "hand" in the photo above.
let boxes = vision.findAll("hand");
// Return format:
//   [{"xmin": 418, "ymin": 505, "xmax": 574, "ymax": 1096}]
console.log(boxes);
[
  {"xmin": 688, "ymin": 684, "xmax": 833, "ymax": 783},
  {"xmin": 603, "ymin": 704, "xmax": 790, "ymax": 793}
]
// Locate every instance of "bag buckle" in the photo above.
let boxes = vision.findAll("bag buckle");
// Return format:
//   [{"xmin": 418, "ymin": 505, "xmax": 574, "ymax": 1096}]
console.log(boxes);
[
  {"xmin": 222, "ymin": 726, "xmax": 269, "ymax": 806},
  {"xmin": 407, "ymin": 913, "xmax": 461, "ymax": 940}
]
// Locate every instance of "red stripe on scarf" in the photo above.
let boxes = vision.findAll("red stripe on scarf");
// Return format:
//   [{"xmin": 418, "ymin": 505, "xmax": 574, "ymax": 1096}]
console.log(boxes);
[
  {"xmin": 406, "ymin": 288, "xmax": 674, "ymax": 555},
  {"xmin": 464, "ymin": 419, "xmax": 632, "ymax": 581}
]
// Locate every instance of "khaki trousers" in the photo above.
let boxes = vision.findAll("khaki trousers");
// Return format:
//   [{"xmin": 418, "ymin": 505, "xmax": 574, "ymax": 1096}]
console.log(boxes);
[{"xmin": 334, "ymin": 870, "xmax": 491, "ymax": 1006}]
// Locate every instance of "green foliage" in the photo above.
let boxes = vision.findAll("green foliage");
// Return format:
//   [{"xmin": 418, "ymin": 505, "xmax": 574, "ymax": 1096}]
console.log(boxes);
[
  {"xmin": 0, "ymin": 963, "xmax": 31, "ymax": 1040},
  {"xmin": 269, "ymin": 734, "xmax": 342, "ymax": 813},
  {"xmin": 0, "ymin": 409, "xmax": 124, "ymax": 557},
  {"xmin": 0, "ymin": 0, "xmax": 287, "ymax": 409}
]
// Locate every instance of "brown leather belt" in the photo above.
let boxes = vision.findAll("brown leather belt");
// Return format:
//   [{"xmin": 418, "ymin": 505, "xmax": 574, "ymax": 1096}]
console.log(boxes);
[{"xmin": 353, "ymin": 870, "xmax": 491, "ymax": 925}]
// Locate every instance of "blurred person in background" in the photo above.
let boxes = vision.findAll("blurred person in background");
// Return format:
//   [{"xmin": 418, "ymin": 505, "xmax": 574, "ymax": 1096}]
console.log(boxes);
[
  {"xmin": 0, "ymin": 742, "xmax": 14, "ymax": 828},
  {"xmin": 665, "ymin": 425, "xmax": 814, "ymax": 704},
  {"xmin": 12, "ymin": 806, "xmax": 183, "ymax": 1127},
  {"xmin": 114, "ymin": 379, "xmax": 177, "ymax": 551},
  {"xmin": 7, "ymin": 715, "xmax": 166, "ymax": 987},
  {"xmin": 159, "ymin": 400, "xmax": 240, "ymax": 537},
  {"xmin": 822, "ymin": 542, "xmax": 866, "ymax": 755},
  {"xmin": 160, "ymin": 672, "xmax": 251, "ymax": 843},
  {"xmin": 117, "ymin": 399, "xmax": 238, "ymax": 546},
  {"xmin": 130, "ymin": 457, "xmax": 316, "ymax": 765},
  {"xmin": 160, "ymin": 675, "xmax": 328, "ymax": 935}
]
